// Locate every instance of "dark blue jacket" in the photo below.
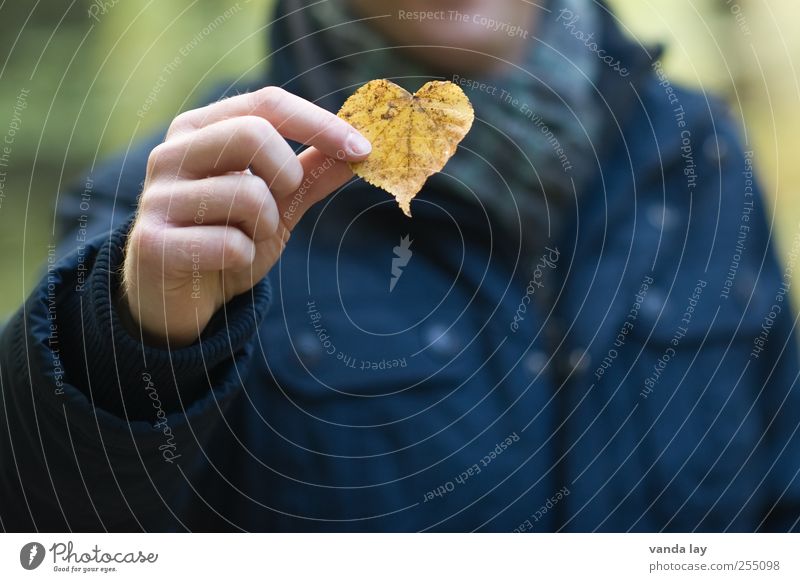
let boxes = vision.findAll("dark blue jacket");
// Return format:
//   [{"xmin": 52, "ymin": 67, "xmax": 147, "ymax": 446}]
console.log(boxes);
[{"xmin": 2, "ymin": 8, "xmax": 798, "ymax": 532}]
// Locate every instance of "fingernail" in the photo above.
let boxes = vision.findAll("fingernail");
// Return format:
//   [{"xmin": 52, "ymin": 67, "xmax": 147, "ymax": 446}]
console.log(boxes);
[{"xmin": 346, "ymin": 131, "xmax": 371, "ymax": 157}]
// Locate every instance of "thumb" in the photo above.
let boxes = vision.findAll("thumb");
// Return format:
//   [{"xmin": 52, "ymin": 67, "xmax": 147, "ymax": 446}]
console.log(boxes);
[{"xmin": 278, "ymin": 146, "xmax": 356, "ymax": 230}]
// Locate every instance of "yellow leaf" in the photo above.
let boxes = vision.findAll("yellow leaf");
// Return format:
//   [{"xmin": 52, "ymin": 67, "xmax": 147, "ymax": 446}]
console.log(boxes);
[{"xmin": 337, "ymin": 79, "xmax": 474, "ymax": 217}]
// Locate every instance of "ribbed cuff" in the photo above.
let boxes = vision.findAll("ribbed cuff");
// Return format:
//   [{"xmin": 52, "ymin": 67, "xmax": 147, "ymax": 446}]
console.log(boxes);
[{"xmin": 61, "ymin": 218, "xmax": 271, "ymax": 421}]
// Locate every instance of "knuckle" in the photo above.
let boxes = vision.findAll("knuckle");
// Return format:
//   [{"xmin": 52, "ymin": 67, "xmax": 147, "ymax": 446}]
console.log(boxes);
[
  {"xmin": 238, "ymin": 117, "xmax": 273, "ymax": 152},
  {"xmin": 255, "ymin": 85, "xmax": 287, "ymax": 111},
  {"xmin": 167, "ymin": 111, "xmax": 196, "ymax": 137},
  {"xmin": 221, "ymin": 230, "xmax": 254, "ymax": 266},
  {"xmin": 146, "ymin": 143, "xmax": 173, "ymax": 177},
  {"xmin": 239, "ymin": 176, "xmax": 278, "ymax": 238},
  {"xmin": 316, "ymin": 112, "xmax": 345, "ymax": 140},
  {"xmin": 195, "ymin": 178, "xmax": 218, "ymax": 206},
  {"xmin": 260, "ymin": 191, "xmax": 280, "ymax": 236},
  {"xmin": 235, "ymin": 178, "xmax": 267, "ymax": 227},
  {"xmin": 139, "ymin": 184, "xmax": 178, "ymax": 222},
  {"xmin": 237, "ymin": 173, "xmax": 268, "ymax": 206},
  {"xmin": 138, "ymin": 186, "xmax": 163, "ymax": 214},
  {"xmin": 130, "ymin": 219, "xmax": 166, "ymax": 260}
]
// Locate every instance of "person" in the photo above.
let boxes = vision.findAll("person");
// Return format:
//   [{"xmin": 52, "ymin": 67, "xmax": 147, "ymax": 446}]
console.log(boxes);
[{"xmin": 1, "ymin": 0, "xmax": 798, "ymax": 532}]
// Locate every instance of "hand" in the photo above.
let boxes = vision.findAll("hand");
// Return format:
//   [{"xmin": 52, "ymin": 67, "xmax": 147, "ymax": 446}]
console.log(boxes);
[{"xmin": 120, "ymin": 86, "xmax": 371, "ymax": 346}]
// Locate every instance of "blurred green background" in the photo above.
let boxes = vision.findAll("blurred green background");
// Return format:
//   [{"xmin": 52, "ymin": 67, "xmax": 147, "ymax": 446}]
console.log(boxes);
[{"xmin": 0, "ymin": 0, "xmax": 798, "ymax": 316}]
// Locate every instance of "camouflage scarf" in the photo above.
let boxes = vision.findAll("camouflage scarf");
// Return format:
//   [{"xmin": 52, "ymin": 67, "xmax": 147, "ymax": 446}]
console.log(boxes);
[{"xmin": 273, "ymin": 0, "xmax": 603, "ymax": 254}]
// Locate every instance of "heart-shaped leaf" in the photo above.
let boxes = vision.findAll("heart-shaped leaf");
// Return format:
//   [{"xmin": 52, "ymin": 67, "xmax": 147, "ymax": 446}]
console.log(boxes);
[{"xmin": 337, "ymin": 79, "xmax": 474, "ymax": 216}]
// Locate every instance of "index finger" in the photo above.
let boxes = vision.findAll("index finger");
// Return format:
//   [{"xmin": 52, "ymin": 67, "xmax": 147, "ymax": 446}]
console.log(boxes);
[{"xmin": 167, "ymin": 86, "xmax": 372, "ymax": 161}]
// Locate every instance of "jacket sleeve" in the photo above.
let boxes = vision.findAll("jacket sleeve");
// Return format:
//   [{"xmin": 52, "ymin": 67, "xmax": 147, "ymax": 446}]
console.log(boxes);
[
  {"xmin": 723, "ymin": 122, "xmax": 800, "ymax": 532},
  {"xmin": 0, "ymin": 217, "xmax": 271, "ymax": 531},
  {"xmin": 712, "ymin": 111, "xmax": 800, "ymax": 531},
  {"xmin": 758, "ymin": 297, "xmax": 800, "ymax": 532},
  {"xmin": 751, "ymin": 209, "xmax": 800, "ymax": 531}
]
